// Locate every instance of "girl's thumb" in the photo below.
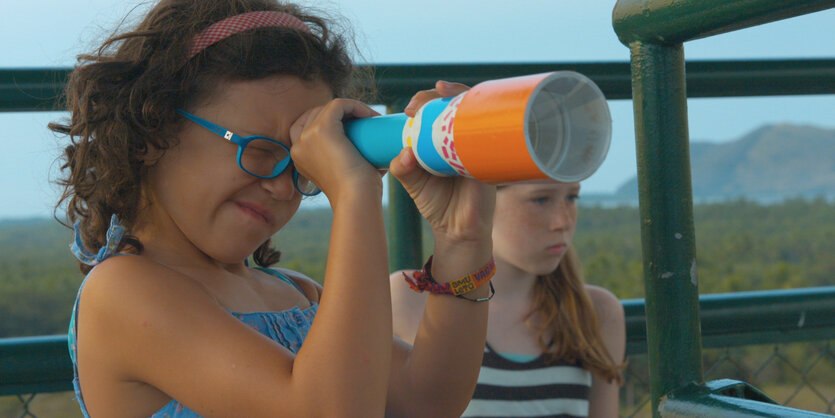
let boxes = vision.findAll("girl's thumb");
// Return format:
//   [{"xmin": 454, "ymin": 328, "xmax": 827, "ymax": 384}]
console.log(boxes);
[{"xmin": 389, "ymin": 147, "xmax": 428, "ymax": 192}]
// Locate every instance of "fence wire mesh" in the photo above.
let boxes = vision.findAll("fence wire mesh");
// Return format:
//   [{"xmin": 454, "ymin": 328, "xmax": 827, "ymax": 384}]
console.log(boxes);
[
  {"xmin": 2, "ymin": 341, "xmax": 833, "ymax": 417},
  {"xmin": 0, "ymin": 392, "xmax": 79, "ymax": 418},
  {"xmin": 620, "ymin": 340, "xmax": 834, "ymax": 417}
]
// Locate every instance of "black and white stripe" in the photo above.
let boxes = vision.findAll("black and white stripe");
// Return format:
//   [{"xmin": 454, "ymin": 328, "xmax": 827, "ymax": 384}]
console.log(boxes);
[{"xmin": 462, "ymin": 344, "xmax": 592, "ymax": 418}]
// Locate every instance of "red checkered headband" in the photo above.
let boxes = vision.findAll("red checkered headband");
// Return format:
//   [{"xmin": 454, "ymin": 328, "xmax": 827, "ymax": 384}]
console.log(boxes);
[{"xmin": 188, "ymin": 11, "xmax": 311, "ymax": 59}]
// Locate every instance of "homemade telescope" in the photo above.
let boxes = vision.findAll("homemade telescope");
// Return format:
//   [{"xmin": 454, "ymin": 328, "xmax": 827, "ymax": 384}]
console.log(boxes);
[{"xmin": 344, "ymin": 71, "xmax": 612, "ymax": 183}]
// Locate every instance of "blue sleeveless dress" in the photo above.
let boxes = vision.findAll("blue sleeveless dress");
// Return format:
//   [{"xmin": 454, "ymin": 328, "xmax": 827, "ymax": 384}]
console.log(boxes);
[{"xmin": 67, "ymin": 216, "xmax": 318, "ymax": 417}]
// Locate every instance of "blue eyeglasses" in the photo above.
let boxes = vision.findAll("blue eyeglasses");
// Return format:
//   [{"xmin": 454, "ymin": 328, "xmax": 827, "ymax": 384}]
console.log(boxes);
[{"xmin": 176, "ymin": 109, "xmax": 320, "ymax": 196}]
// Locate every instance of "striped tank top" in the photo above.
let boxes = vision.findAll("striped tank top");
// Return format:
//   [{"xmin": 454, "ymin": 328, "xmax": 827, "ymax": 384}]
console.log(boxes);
[{"xmin": 461, "ymin": 342, "xmax": 592, "ymax": 418}]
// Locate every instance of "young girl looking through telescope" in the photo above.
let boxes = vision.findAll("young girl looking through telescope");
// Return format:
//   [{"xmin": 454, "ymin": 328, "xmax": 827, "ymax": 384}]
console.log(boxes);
[{"xmin": 54, "ymin": 1, "xmax": 495, "ymax": 416}]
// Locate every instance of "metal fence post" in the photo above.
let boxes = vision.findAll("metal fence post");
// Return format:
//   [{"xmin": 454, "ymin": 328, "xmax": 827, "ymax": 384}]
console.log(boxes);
[
  {"xmin": 629, "ymin": 41, "xmax": 704, "ymax": 416},
  {"xmin": 385, "ymin": 105, "xmax": 424, "ymax": 272}
]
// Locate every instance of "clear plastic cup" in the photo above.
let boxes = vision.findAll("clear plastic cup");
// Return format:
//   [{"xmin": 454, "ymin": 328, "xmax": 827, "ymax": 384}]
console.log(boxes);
[{"xmin": 525, "ymin": 71, "xmax": 612, "ymax": 183}]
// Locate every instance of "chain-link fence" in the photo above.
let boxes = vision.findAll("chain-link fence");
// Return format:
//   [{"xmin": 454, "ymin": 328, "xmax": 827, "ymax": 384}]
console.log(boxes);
[
  {"xmin": 3, "ymin": 340, "xmax": 832, "ymax": 417},
  {"xmin": 621, "ymin": 340, "xmax": 835, "ymax": 417},
  {"xmin": 0, "ymin": 392, "xmax": 79, "ymax": 418}
]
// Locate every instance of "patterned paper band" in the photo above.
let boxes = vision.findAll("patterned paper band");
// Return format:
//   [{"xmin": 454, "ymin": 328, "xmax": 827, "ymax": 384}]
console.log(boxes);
[
  {"xmin": 430, "ymin": 92, "xmax": 471, "ymax": 178},
  {"xmin": 407, "ymin": 99, "xmax": 457, "ymax": 177}
]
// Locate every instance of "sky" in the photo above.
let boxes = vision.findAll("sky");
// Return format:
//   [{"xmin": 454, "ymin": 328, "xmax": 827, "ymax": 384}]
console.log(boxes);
[{"xmin": 1, "ymin": 1, "xmax": 833, "ymax": 220}]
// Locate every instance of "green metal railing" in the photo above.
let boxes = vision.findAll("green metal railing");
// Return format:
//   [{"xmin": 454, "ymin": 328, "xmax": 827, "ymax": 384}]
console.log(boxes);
[
  {"xmin": 0, "ymin": 336, "xmax": 72, "ymax": 397},
  {"xmin": 612, "ymin": 0, "xmax": 835, "ymax": 416},
  {"xmin": 3, "ymin": 291, "xmax": 834, "ymax": 415},
  {"xmin": 5, "ymin": 59, "xmax": 835, "ymax": 112},
  {"xmin": 624, "ymin": 287, "xmax": 835, "ymax": 355},
  {"xmin": 621, "ymin": 344, "xmax": 835, "ymax": 417},
  {"xmin": 620, "ymin": 288, "xmax": 835, "ymax": 416}
]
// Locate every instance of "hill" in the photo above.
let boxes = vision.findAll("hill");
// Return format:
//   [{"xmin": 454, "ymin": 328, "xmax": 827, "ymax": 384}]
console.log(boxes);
[{"xmin": 612, "ymin": 124, "xmax": 835, "ymax": 203}]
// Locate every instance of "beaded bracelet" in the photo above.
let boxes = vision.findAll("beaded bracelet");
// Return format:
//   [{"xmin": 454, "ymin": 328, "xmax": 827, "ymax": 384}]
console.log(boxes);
[{"xmin": 403, "ymin": 256, "xmax": 496, "ymax": 302}]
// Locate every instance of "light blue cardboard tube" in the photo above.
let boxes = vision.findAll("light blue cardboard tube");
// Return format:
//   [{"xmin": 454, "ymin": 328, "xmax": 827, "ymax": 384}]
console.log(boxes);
[
  {"xmin": 343, "ymin": 99, "xmax": 457, "ymax": 174},
  {"xmin": 343, "ymin": 113, "xmax": 409, "ymax": 168}
]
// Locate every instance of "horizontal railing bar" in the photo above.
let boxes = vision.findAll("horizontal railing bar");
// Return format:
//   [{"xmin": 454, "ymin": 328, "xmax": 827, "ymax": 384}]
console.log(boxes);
[
  {"xmin": 0, "ymin": 335, "xmax": 73, "ymax": 396},
  {"xmin": 624, "ymin": 286, "xmax": 835, "ymax": 355},
  {"xmin": 3, "ymin": 59, "xmax": 835, "ymax": 112},
  {"xmin": 613, "ymin": 0, "xmax": 835, "ymax": 45},
  {"xmin": 684, "ymin": 59, "xmax": 835, "ymax": 98},
  {"xmin": 0, "ymin": 68, "xmax": 72, "ymax": 112},
  {"xmin": 363, "ymin": 62, "xmax": 632, "ymax": 105},
  {"xmin": 2, "ymin": 287, "xmax": 833, "ymax": 394}
]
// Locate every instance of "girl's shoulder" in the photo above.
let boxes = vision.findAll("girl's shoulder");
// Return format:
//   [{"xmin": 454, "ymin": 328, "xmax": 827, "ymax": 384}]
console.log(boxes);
[
  {"xmin": 74, "ymin": 255, "xmax": 236, "ymax": 384},
  {"xmin": 584, "ymin": 284, "xmax": 625, "ymax": 327},
  {"xmin": 84, "ymin": 253, "xmax": 202, "ymax": 287},
  {"xmin": 78, "ymin": 255, "xmax": 222, "ymax": 321},
  {"xmin": 583, "ymin": 284, "xmax": 626, "ymax": 360},
  {"xmin": 265, "ymin": 267, "xmax": 322, "ymax": 303}
]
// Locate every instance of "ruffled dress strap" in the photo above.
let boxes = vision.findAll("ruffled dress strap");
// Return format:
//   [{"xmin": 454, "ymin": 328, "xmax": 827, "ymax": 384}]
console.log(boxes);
[
  {"xmin": 68, "ymin": 214, "xmax": 127, "ymax": 418},
  {"xmin": 71, "ymin": 214, "xmax": 125, "ymax": 266},
  {"xmin": 254, "ymin": 266, "xmax": 310, "ymax": 301}
]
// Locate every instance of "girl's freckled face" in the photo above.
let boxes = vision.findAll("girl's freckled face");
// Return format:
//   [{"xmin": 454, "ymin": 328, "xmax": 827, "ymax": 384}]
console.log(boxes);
[
  {"xmin": 492, "ymin": 182, "xmax": 580, "ymax": 276},
  {"xmin": 145, "ymin": 75, "xmax": 333, "ymax": 263}
]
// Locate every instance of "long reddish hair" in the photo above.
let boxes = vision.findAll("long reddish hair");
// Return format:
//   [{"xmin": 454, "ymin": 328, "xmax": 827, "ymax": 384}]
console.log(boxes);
[{"xmin": 527, "ymin": 246, "xmax": 625, "ymax": 384}]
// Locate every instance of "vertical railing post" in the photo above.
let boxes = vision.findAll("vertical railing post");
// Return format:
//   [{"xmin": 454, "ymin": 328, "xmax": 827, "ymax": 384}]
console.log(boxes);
[
  {"xmin": 629, "ymin": 41, "xmax": 704, "ymax": 416},
  {"xmin": 387, "ymin": 176, "xmax": 423, "ymax": 271},
  {"xmin": 385, "ymin": 105, "xmax": 424, "ymax": 272}
]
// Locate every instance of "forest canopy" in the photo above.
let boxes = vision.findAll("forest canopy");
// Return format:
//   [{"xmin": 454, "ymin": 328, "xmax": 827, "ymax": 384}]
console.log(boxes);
[{"xmin": 1, "ymin": 198, "xmax": 833, "ymax": 338}]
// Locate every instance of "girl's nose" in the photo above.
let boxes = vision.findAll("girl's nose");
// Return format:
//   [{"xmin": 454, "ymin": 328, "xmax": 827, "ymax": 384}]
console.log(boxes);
[
  {"xmin": 550, "ymin": 203, "xmax": 571, "ymax": 230},
  {"xmin": 260, "ymin": 170, "xmax": 296, "ymax": 201}
]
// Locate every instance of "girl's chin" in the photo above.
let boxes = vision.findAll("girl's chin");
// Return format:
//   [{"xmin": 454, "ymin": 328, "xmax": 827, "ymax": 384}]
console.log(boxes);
[
  {"xmin": 532, "ymin": 257, "xmax": 564, "ymax": 276},
  {"xmin": 213, "ymin": 235, "xmax": 272, "ymax": 262}
]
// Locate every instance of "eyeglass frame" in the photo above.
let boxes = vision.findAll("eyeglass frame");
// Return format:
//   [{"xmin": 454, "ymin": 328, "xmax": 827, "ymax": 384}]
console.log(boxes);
[{"xmin": 176, "ymin": 109, "xmax": 320, "ymax": 196}]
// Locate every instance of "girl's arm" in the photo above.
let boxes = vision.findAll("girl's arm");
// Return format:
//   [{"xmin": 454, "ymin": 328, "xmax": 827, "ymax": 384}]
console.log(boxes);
[
  {"xmin": 287, "ymin": 98, "xmax": 394, "ymax": 416},
  {"xmin": 586, "ymin": 285, "xmax": 626, "ymax": 418},
  {"xmin": 390, "ymin": 270, "xmax": 427, "ymax": 344},
  {"xmin": 386, "ymin": 237, "xmax": 493, "ymax": 417},
  {"xmin": 382, "ymin": 81, "xmax": 496, "ymax": 417}
]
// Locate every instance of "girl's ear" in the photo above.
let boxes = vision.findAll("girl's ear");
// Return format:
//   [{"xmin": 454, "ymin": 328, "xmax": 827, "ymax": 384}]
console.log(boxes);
[{"xmin": 140, "ymin": 143, "xmax": 165, "ymax": 167}]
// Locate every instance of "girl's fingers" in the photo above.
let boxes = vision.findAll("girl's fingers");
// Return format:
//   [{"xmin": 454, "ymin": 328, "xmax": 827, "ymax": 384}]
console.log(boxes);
[
  {"xmin": 435, "ymin": 80, "xmax": 470, "ymax": 96},
  {"xmin": 288, "ymin": 98, "xmax": 385, "ymax": 196},
  {"xmin": 389, "ymin": 148, "xmax": 429, "ymax": 193},
  {"xmin": 321, "ymin": 98, "xmax": 380, "ymax": 124},
  {"xmin": 404, "ymin": 80, "xmax": 471, "ymax": 116},
  {"xmin": 404, "ymin": 90, "xmax": 441, "ymax": 116},
  {"xmin": 388, "ymin": 147, "xmax": 418, "ymax": 179},
  {"xmin": 290, "ymin": 99, "xmax": 380, "ymax": 145},
  {"xmin": 289, "ymin": 107, "xmax": 320, "ymax": 144}
]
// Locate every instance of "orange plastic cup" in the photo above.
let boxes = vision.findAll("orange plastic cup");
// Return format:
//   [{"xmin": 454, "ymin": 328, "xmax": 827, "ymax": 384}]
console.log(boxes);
[{"xmin": 452, "ymin": 71, "xmax": 612, "ymax": 183}]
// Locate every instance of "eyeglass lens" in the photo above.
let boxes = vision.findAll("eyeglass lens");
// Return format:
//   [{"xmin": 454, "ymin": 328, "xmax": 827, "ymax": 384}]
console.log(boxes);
[
  {"xmin": 293, "ymin": 171, "xmax": 319, "ymax": 196},
  {"xmin": 240, "ymin": 138, "xmax": 320, "ymax": 196},
  {"xmin": 239, "ymin": 138, "xmax": 289, "ymax": 177}
]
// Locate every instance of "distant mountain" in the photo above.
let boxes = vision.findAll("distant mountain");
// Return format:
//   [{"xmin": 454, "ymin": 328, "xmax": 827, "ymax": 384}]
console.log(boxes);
[{"xmin": 611, "ymin": 124, "xmax": 835, "ymax": 204}]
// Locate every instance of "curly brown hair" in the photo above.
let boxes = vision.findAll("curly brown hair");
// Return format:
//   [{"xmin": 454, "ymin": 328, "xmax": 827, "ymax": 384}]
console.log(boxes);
[{"xmin": 50, "ymin": 0, "xmax": 362, "ymax": 274}]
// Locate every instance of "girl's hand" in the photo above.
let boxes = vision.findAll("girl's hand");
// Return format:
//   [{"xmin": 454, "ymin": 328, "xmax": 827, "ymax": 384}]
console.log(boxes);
[
  {"xmin": 389, "ymin": 81, "xmax": 496, "ymax": 249},
  {"xmin": 289, "ymin": 99, "xmax": 382, "ymax": 199}
]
